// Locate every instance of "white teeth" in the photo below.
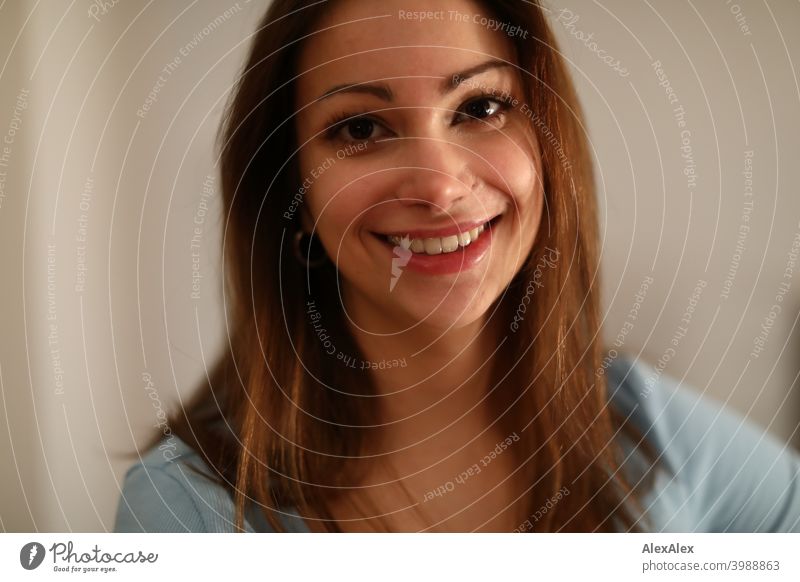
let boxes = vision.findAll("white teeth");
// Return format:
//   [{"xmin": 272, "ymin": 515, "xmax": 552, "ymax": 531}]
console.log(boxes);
[
  {"xmin": 423, "ymin": 238, "xmax": 442, "ymax": 255},
  {"xmin": 386, "ymin": 219, "xmax": 493, "ymax": 255},
  {"xmin": 441, "ymin": 235, "xmax": 459, "ymax": 253}
]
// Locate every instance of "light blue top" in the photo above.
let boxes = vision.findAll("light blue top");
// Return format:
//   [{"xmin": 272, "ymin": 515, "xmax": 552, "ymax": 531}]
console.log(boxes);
[{"xmin": 113, "ymin": 356, "xmax": 800, "ymax": 532}]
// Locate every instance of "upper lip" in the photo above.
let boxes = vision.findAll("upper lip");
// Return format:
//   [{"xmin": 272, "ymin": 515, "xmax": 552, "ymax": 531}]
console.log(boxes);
[{"xmin": 377, "ymin": 214, "xmax": 501, "ymax": 239}]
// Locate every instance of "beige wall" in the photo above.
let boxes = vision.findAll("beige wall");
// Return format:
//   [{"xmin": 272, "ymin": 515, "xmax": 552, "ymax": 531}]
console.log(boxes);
[
  {"xmin": 0, "ymin": 0, "xmax": 261, "ymax": 532},
  {"xmin": 0, "ymin": 0, "xmax": 797, "ymax": 531},
  {"xmin": 552, "ymin": 0, "xmax": 800, "ymax": 449}
]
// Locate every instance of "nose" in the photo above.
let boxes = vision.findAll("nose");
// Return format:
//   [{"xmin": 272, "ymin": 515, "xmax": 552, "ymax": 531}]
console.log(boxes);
[{"xmin": 392, "ymin": 136, "xmax": 474, "ymax": 212}]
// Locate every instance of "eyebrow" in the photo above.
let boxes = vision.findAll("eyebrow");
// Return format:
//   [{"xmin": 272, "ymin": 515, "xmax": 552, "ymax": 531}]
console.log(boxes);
[{"xmin": 316, "ymin": 58, "xmax": 514, "ymax": 102}]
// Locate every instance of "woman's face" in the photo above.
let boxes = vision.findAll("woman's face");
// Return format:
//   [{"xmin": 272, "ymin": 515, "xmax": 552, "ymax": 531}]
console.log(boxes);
[{"xmin": 294, "ymin": 0, "xmax": 544, "ymax": 333}]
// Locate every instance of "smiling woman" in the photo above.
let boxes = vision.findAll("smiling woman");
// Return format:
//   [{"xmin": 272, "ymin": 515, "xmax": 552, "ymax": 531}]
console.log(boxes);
[{"xmin": 113, "ymin": 0, "xmax": 800, "ymax": 534}]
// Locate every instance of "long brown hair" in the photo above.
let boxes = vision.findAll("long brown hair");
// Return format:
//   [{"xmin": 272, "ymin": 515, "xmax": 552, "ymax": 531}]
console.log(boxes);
[{"xmin": 152, "ymin": 0, "xmax": 649, "ymax": 532}]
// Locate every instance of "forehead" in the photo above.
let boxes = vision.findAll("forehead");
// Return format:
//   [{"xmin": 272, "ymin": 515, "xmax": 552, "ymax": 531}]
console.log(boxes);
[{"xmin": 295, "ymin": 0, "xmax": 518, "ymax": 101}]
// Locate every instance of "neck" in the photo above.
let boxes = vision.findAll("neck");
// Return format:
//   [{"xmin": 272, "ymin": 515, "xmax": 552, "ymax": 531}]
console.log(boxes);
[{"xmin": 344, "ymin": 297, "xmax": 506, "ymax": 454}]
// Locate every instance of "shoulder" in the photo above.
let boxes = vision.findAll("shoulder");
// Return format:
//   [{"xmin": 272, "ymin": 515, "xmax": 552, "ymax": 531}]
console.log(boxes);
[
  {"xmin": 606, "ymin": 354, "xmax": 800, "ymax": 532},
  {"xmin": 114, "ymin": 436, "xmax": 250, "ymax": 532},
  {"xmin": 113, "ymin": 435, "xmax": 309, "ymax": 532},
  {"xmin": 605, "ymin": 354, "xmax": 703, "ymax": 468}
]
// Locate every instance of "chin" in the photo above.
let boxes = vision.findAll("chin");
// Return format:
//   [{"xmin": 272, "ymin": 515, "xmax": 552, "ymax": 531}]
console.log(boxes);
[{"xmin": 391, "ymin": 282, "xmax": 501, "ymax": 332}]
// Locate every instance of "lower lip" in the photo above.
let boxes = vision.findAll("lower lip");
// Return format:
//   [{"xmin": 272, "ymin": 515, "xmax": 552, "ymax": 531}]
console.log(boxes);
[{"xmin": 373, "ymin": 215, "xmax": 501, "ymax": 276}]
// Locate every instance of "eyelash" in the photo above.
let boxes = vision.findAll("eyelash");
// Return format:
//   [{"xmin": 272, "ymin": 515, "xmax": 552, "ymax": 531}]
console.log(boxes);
[{"xmin": 322, "ymin": 92, "xmax": 518, "ymax": 144}]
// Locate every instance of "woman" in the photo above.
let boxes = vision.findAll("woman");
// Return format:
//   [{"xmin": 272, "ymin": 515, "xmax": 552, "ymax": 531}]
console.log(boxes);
[{"xmin": 114, "ymin": 0, "xmax": 800, "ymax": 533}]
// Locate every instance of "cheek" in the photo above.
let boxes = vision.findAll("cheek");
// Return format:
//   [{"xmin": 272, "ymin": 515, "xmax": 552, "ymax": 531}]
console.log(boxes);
[
  {"xmin": 479, "ymin": 127, "xmax": 538, "ymax": 195},
  {"xmin": 300, "ymin": 155, "xmax": 376, "ymax": 245},
  {"xmin": 475, "ymin": 131, "xmax": 543, "ymax": 234}
]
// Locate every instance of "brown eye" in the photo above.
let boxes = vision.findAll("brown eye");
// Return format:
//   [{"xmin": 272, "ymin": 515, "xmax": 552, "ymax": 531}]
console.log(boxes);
[
  {"xmin": 327, "ymin": 115, "xmax": 390, "ymax": 144},
  {"xmin": 457, "ymin": 97, "xmax": 505, "ymax": 122},
  {"xmin": 345, "ymin": 118, "xmax": 375, "ymax": 140},
  {"xmin": 466, "ymin": 98, "xmax": 499, "ymax": 118}
]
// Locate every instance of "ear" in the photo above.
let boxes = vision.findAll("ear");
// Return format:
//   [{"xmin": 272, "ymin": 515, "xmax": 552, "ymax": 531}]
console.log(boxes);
[{"xmin": 299, "ymin": 204, "xmax": 314, "ymax": 233}]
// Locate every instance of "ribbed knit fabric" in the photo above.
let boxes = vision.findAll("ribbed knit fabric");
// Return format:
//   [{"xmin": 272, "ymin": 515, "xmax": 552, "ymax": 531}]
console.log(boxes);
[{"xmin": 113, "ymin": 356, "xmax": 800, "ymax": 532}]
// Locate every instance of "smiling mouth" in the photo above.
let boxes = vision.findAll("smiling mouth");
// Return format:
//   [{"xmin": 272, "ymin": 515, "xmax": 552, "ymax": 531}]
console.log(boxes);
[{"xmin": 378, "ymin": 214, "xmax": 502, "ymax": 256}]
